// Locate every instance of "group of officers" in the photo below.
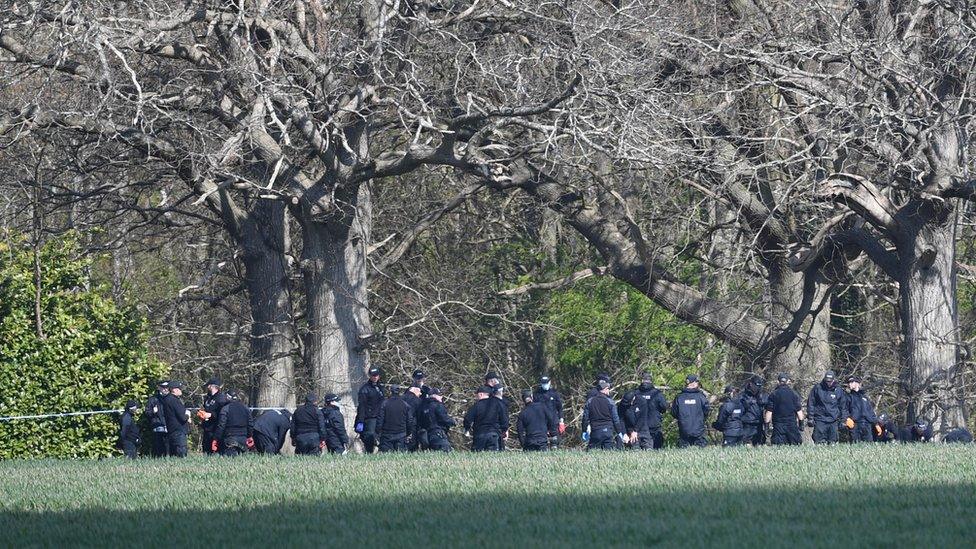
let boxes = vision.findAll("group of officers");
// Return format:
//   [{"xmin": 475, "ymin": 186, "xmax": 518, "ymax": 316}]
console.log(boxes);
[{"xmin": 117, "ymin": 367, "xmax": 973, "ymax": 458}]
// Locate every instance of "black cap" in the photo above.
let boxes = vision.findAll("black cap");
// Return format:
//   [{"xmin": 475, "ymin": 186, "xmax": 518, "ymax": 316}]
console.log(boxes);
[
  {"xmin": 390, "ymin": 385, "xmax": 402, "ymax": 396},
  {"xmin": 777, "ymin": 372, "xmax": 791, "ymax": 383},
  {"xmin": 878, "ymin": 413, "xmax": 889, "ymax": 423},
  {"xmin": 597, "ymin": 379, "xmax": 611, "ymax": 391},
  {"xmin": 125, "ymin": 400, "xmax": 139, "ymax": 410},
  {"xmin": 169, "ymin": 380, "xmax": 184, "ymax": 389},
  {"xmin": 204, "ymin": 378, "xmax": 221, "ymax": 387},
  {"xmin": 226, "ymin": 389, "xmax": 240, "ymax": 400},
  {"xmin": 368, "ymin": 368, "xmax": 381, "ymax": 376},
  {"xmin": 324, "ymin": 393, "xmax": 339, "ymax": 403},
  {"xmin": 522, "ymin": 390, "xmax": 533, "ymax": 401},
  {"xmin": 723, "ymin": 385, "xmax": 735, "ymax": 394},
  {"xmin": 428, "ymin": 387, "xmax": 441, "ymax": 396},
  {"xmin": 915, "ymin": 419, "xmax": 929, "ymax": 430},
  {"xmin": 596, "ymin": 372, "xmax": 611, "ymax": 383},
  {"xmin": 485, "ymin": 371, "xmax": 500, "ymax": 381},
  {"xmin": 305, "ymin": 393, "xmax": 319, "ymax": 404},
  {"xmin": 824, "ymin": 371, "xmax": 836, "ymax": 382},
  {"xmin": 540, "ymin": 376, "xmax": 551, "ymax": 383},
  {"xmin": 685, "ymin": 374, "xmax": 699, "ymax": 384},
  {"xmin": 750, "ymin": 375, "xmax": 764, "ymax": 386},
  {"xmin": 412, "ymin": 369, "xmax": 426, "ymax": 380},
  {"xmin": 476, "ymin": 385, "xmax": 492, "ymax": 394},
  {"xmin": 846, "ymin": 375, "xmax": 862, "ymax": 383},
  {"xmin": 157, "ymin": 380, "xmax": 169, "ymax": 388}
]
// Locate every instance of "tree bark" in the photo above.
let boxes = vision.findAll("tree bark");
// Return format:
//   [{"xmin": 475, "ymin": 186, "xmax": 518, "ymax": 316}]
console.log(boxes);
[{"xmin": 767, "ymin": 262, "xmax": 831, "ymax": 388}]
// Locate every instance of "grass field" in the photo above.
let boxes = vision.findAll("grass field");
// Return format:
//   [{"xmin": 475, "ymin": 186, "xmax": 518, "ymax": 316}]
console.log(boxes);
[{"xmin": 1, "ymin": 445, "xmax": 974, "ymax": 548}]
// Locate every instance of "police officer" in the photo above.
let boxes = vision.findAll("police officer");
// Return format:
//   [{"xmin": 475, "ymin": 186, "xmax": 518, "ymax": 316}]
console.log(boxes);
[
  {"xmin": 145, "ymin": 381, "xmax": 169, "ymax": 457},
  {"xmin": 402, "ymin": 383, "xmax": 424, "ymax": 451},
  {"xmin": 631, "ymin": 374, "xmax": 668, "ymax": 450},
  {"xmin": 420, "ymin": 388, "xmax": 455, "ymax": 451},
  {"xmin": 322, "ymin": 394, "xmax": 349, "ymax": 454},
  {"xmin": 943, "ymin": 428, "xmax": 973, "ymax": 443},
  {"xmin": 413, "ymin": 368, "xmax": 427, "ymax": 388},
  {"xmin": 162, "ymin": 381, "xmax": 190, "ymax": 457},
  {"xmin": 533, "ymin": 376, "xmax": 565, "ymax": 447},
  {"xmin": 873, "ymin": 413, "xmax": 899, "ymax": 443},
  {"xmin": 355, "ymin": 367, "xmax": 385, "ymax": 453},
  {"xmin": 806, "ymin": 371, "xmax": 844, "ymax": 444},
  {"xmin": 670, "ymin": 374, "xmax": 709, "ymax": 448},
  {"xmin": 378, "ymin": 385, "xmax": 415, "ymax": 452},
  {"xmin": 198, "ymin": 377, "xmax": 230, "ymax": 455},
  {"xmin": 253, "ymin": 409, "xmax": 291, "ymax": 454},
  {"xmin": 213, "ymin": 389, "xmax": 253, "ymax": 456},
  {"xmin": 764, "ymin": 373, "xmax": 804, "ymax": 446},
  {"xmin": 463, "ymin": 386, "xmax": 509, "ymax": 451},
  {"xmin": 843, "ymin": 375, "xmax": 878, "ymax": 443},
  {"xmin": 291, "ymin": 394, "xmax": 328, "ymax": 455},
  {"xmin": 739, "ymin": 375, "xmax": 767, "ymax": 446},
  {"xmin": 517, "ymin": 390, "xmax": 557, "ymax": 451},
  {"xmin": 585, "ymin": 373, "xmax": 612, "ymax": 400},
  {"xmin": 712, "ymin": 386, "xmax": 744, "ymax": 447},
  {"xmin": 900, "ymin": 419, "xmax": 933, "ymax": 443},
  {"xmin": 118, "ymin": 400, "xmax": 141, "ymax": 459},
  {"xmin": 582, "ymin": 380, "xmax": 628, "ymax": 450},
  {"xmin": 617, "ymin": 390, "xmax": 638, "ymax": 449}
]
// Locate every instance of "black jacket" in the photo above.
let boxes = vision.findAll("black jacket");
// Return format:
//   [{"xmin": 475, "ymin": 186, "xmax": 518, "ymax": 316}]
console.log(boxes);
[
  {"xmin": 202, "ymin": 391, "xmax": 231, "ymax": 434},
  {"xmin": 119, "ymin": 411, "xmax": 141, "ymax": 445},
  {"xmin": 214, "ymin": 400, "xmax": 252, "ymax": 441},
  {"xmin": 463, "ymin": 397, "xmax": 509, "ymax": 436},
  {"xmin": 632, "ymin": 386, "xmax": 668, "ymax": 431},
  {"xmin": 378, "ymin": 396, "xmax": 415, "ymax": 436},
  {"xmin": 873, "ymin": 418, "xmax": 899, "ymax": 443},
  {"xmin": 418, "ymin": 399, "xmax": 455, "ymax": 433},
  {"xmin": 739, "ymin": 388, "xmax": 767, "ymax": 427},
  {"xmin": 944, "ymin": 428, "xmax": 973, "ymax": 444},
  {"xmin": 532, "ymin": 387, "xmax": 564, "ymax": 421},
  {"xmin": 765, "ymin": 385, "xmax": 802, "ymax": 423},
  {"xmin": 254, "ymin": 409, "xmax": 291, "ymax": 450},
  {"xmin": 807, "ymin": 382, "xmax": 845, "ymax": 423},
  {"xmin": 355, "ymin": 382, "xmax": 385, "ymax": 422},
  {"xmin": 517, "ymin": 402, "xmax": 557, "ymax": 444},
  {"xmin": 712, "ymin": 399, "xmax": 744, "ymax": 437},
  {"xmin": 291, "ymin": 403, "xmax": 327, "ymax": 441},
  {"xmin": 582, "ymin": 393, "xmax": 625, "ymax": 435},
  {"xmin": 162, "ymin": 394, "xmax": 189, "ymax": 435},
  {"xmin": 617, "ymin": 391, "xmax": 637, "ymax": 431},
  {"xmin": 843, "ymin": 390, "xmax": 878, "ymax": 424},
  {"xmin": 323, "ymin": 405, "xmax": 349, "ymax": 447},
  {"xmin": 670, "ymin": 388, "xmax": 709, "ymax": 438},
  {"xmin": 146, "ymin": 393, "xmax": 167, "ymax": 431},
  {"xmin": 900, "ymin": 424, "xmax": 933, "ymax": 443}
]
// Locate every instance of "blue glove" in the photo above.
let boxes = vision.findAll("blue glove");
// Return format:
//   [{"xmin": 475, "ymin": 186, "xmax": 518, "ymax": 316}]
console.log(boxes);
[
  {"xmin": 355, "ymin": 422, "xmax": 364, "ymax": 433},
  {"xmin": 581, "ymin": 431, "xmax": 589, "ymax": 442}
]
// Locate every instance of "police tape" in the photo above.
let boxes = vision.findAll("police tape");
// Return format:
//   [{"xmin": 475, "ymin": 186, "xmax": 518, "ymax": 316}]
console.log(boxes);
[{"xmin": 0, "ymin": 406, "xmax": 294, "ymax": 422}]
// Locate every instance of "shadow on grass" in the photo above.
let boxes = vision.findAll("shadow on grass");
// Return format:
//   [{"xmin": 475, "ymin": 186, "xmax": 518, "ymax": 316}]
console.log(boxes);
[{"xmin": 2, "ymin": 484, "xmax": 973, "ymax": 547}]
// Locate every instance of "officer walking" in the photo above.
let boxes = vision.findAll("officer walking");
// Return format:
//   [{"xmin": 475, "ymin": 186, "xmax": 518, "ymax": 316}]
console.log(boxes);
[
  {"xmin": 322, "ymin": 393, "xmax": 349, "ymax": 454},
  {"xmin": 806, "ymin": 371, "xmax": 845, "ymax": 444},
  {"xmin": 420, "ymin": 388, "xmax": 455, "ymax": 451},
  {"xmin": 712, "ymin": 386, "xmax": 744, "ymax": 447},
  {"xmin": 354, "ymin": 367, "xmax": 385, "ymax": 453},
  {"xmin": 463, "ymin": 386, "xmax": 509, "ymax": 451},
  {"xmin": 670, "ymin": 374, "xmax": 709, "ymax": 448},
  {"xmin": 377, "ymin": 385, "xmax": 416, "ymax": 452},
  {"xmin": 118, "ymin": 400, "xmax": 141, "ymax": 459},
  {"xmin": 631, "ymin": 374, "xmax": 668, "ymax": 450},
  {"xmin": 253, "ymin": 409, "xmax": 291, "ymax": 454},
  {"xmin": 198, "ymin": 378, "xmax": 230, "ymax": 455},
  {"xmin": 145, "ymin": 381, "xmax": 169, "ymax": 457},
  {"xmin": 764, "ymin": 373, "xmax": 804, "ymax": 445},
  {"xmin": 162, "ymin": 381, "xmax": 190, "ymax": 457},
  {"xmin": 213, "ymin": 389, "xmax": 253, "ymax": 456},
  {"xmin": 582, "ymin": 380, "xmax": 629, "ymax": 450},
  {"xmin": 533, "ymin": 376, "xmax": 565, "ymax": 447},
  {"xmin": 517, "ymin": 390, "xmax": 557, "ymax": 451},
  {"xmin": 843, "ymin": 375, "xmax": 878, "ymax": 443},
  {"xmin": 739, "ymin": 375, "xmax": 768, "ymax": 446},
  {"xmin": 291, "ymin": 394, "xmax": 328, "ymax": 455}
]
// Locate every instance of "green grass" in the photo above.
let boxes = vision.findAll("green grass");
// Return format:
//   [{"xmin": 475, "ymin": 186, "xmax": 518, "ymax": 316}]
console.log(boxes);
[{"xmin": 1, "ymin": 446, "xmax": 974, "ymax": 547}]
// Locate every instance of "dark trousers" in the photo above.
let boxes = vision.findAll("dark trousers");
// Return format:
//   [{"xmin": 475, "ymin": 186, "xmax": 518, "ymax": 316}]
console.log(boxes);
[
  {"xmin": 850, "ymin": 422, "xmax": 874, "ymax": 443},
  {"xmin": 587, "ymin": 427, "xmax": 616, "ymax": 450},
  {"xmin": 221, "ymin": 436, "xmax": 247, "ymax": 456},
  {"xmin": 326, "ymin": 441, "xmax": 346, "ymax": 454},
  {"xmin": 548, "ymin": 436, "xmax": 561, "ymax": 450},
  {"xmin": 678, "ymin": 433, "xmax": 707, "ymax": 448},
  {"xmin": 412, "ymin": 429, "xmax": 429, "ymax": 451},
  {"xmin": 813, "ymin": 420, "xmax": 839, "ymax": 444},
  {"xmin": 637, "ymin": 429, "xmax": 664, "ymax": 450},
  {"xmin": 522, "ymin": 436, "xmax": 548, "ymax": 451},
  {"xmin": 253, "ymin": 431, "xmax": 278, "ymax": 454},
  {"xmin": 427, "ymin": 430, "xmax": 451, "ymax": 452},
  {"xmin": 151, "ymin": 431, "xmax": 169, "ymax": 457},
  {"xmin": 295, "ymin": 433, "xmax": 322, "ymax": 455},
  {"xmin": 771, "ymin": 420, "xmax": 802, "ymax": 445},
  {"xmin": 122, "ymin": 440, "xmax": 138, "ymax": 459},
  {"xmin": 167, "ymin": 432, "xmax": 188, "ymax": 457},
  {"xmin": 722, "ymin": 435, "xmax": 743, "ymax": 447},
  {"xmin": 361, "ymin": 418, "xmax": 378, "ymax": 453},
  {"xmin": 379, "ymin": 433, "xmax": 408, "ymax": 452},
  {"xmin": 473, "ymin": 432, "xmax": 500, "ymax": 452}
]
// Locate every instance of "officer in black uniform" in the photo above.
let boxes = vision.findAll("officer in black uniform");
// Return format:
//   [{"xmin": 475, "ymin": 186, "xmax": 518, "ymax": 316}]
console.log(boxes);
[
  {"xmin": 145, "ymin": 381, "xmax": 169, "ymax": 457},
  {"xmin": 355, "ymin": 367, "xmax": 385, "ymax": 453},
  {"xmin": 517, "ymin": 390, "xmax": 557, "ymax": 451},
  {"xmin": 900, "ymin": 419, "xmax": 933, "ymax": 443},
  {"xmin": 740, "ymin": 375, "xmax": 767, "ymax": 446},
  {"xmin": 873, "ymin": 413, "xmax": 899, "ymax": 443},
  {"xmin": 253, "ymin": 409, "xmax": 291, "ymax": 454},
  {"xmin": 670, "ymin": 374, "xmax": 709, "ymax": 448},
  {"xmin": 118, "ymin": 400, "xmax": 141, "ymax": 459},
  {"xmin": 402, "ymin": 383, "xmax": 424, "ymax": 451},
  {"xmin": 378, "ymin": 385, "xmax": 415, "ymax": 452},
  {"xmin": 806, "ymin": 371, "xmax": 844, "ymax": 444},
  {"xmin": 582, "ymin": 380, "xmax": 628, "ymax": 450},
  {"xmin": 213, "ymin": 389, "xmax": 253, "ymax": 456},
  {"xmin": 162, "ymin": 381, "xmax": 190, "ymax": 457},
  {"xmin": 199, "ymin": 377, "xmax": 230, "ymax": 455},
  {"xmin": 631, "ymin": 374, "xmax": 668, "ymax": 450},
  {"xmin": 617, "ymin": 390, "xmax": 638, "ymax": 449},
  {"xmin": 713, "ymin": 386, "xmax": 744, "ymax": 447},
  {"xmin": 463, "ymin": 386, "xmax": 509, "ymax": 451},
  {"xmin": 533, "ymin": 376, "xmax": 565, "ymax": 447},
  {"xmin": 322, "ymin": 393, "xmax": 349, "ymax": 454},
  {"xmin": 585, "ymin": 373, "xmax": 611, "ymax": 400},
  {"xmin": 291, "ymin": 394, "xmax": 327, "ymax": 455},
  {"xmin": 843, "ymin": 375, "xmax": 878, "ymax": 443},
  {"xmin": 419, "ymin": 388, "xmax": 455, "ymax": 451},
  {"xmin": 944, "ymin": 427, "xmax": 973, "ymax": 443},
  {"xmin": 765, "ymin": 373, "xmax": 804, "ymax": 445}
]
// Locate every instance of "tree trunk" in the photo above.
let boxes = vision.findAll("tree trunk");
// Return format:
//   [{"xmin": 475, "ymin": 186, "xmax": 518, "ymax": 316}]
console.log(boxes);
[
  {"xmin": 897, "ymin": 202, "xmax": 966, "ymax": 434},
  {"xmin": 299, "ymin": 186, "xmax": 372, "ymax": 437},
  {"xmin": 767, "ymin": 264, "xmax": 831, "ymax": 388}
]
